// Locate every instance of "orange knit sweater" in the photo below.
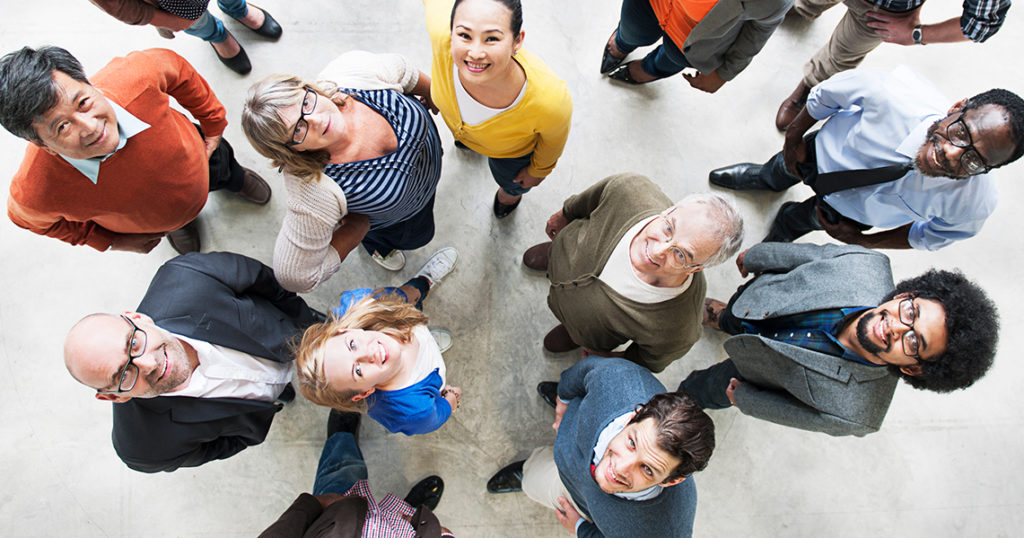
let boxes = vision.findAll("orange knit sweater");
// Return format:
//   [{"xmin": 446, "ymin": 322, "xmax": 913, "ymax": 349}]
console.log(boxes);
[{"xmin": 7, "ymin": 48, "xmax": 227, "ymax": 250}]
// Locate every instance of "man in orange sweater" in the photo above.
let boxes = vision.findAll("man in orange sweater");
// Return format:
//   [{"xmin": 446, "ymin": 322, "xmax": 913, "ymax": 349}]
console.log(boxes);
[{"xmin": 0, "ymin": 46, "xmax": 270, "ymax": 253}]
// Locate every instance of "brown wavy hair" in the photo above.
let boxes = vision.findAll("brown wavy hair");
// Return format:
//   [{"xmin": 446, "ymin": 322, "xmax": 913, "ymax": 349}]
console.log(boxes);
[{"xmin": 295, "ymin": 293, "xmax": 427, "ymax": 412}]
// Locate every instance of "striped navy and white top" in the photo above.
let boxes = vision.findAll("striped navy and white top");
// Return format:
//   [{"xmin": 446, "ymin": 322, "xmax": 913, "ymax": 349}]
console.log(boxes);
[{"xmin": 323, "ymin": 89, "xmax": 443, "ymax": 230}]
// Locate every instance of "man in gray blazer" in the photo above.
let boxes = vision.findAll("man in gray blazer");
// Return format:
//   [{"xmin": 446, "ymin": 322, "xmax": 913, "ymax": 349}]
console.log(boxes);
[{"xmin": 679, "ymin": 242, "xmax": 998, "ymax": 437}]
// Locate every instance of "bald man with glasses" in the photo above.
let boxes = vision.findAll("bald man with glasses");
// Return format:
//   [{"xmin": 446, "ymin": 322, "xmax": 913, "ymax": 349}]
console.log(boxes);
[
  {"xmin": 708, "ymin": 66, "xmax": 1024, "ymax": 250},
  {"xmin": 64, "ymin": 251, "xmax": 323, "ymax": 473},
  {"xmin": 679, "ymin": 242, "xmax": 998, "ymax": 437}
]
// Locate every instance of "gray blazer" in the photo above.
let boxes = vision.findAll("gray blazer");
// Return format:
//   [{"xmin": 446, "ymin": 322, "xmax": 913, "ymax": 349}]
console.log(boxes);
[
  {"xmin": 683, "ymin": 0, "xmax": 793, "ymax": 81},
  {"xmin": 728, "ymin": 243, "xmax": 899, "ymax": 437}
]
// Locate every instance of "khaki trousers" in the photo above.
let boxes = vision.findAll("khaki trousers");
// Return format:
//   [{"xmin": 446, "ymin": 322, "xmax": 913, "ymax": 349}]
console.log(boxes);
[
  {"xmin": 798, "ymin": 0, "xmax": 918, "ymax": 86},
  {"xmin": 521, "ymin": 446, "xmax": 589, "ymax": 519}
]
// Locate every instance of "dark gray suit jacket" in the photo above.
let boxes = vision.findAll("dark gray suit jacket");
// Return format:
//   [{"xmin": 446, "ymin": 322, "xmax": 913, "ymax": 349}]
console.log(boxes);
[
  {"xmin": 112, "ymin": 252, "xmax": 324, "ymax": 473},
  {"xmin": 728, "ymin": 243, "xmax": 899, "ymax": 437}
]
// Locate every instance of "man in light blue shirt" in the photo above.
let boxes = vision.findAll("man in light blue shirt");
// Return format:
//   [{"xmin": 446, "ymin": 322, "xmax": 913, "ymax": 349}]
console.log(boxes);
[{"xmin": 709, "ymin": 66, "xmax": 1024, "ymax": 250}]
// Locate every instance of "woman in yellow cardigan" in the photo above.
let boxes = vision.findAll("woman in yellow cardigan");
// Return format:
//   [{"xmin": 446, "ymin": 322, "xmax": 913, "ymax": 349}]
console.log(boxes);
[{"xmin": 424, "ymin": 0, "xmax": 573, "ymax": 218}]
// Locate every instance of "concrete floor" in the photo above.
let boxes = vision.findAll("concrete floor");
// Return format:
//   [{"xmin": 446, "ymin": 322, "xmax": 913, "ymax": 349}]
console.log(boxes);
[{"xmin": 2, "ymin": 1, "xmax": 1023, "ymax": 536}]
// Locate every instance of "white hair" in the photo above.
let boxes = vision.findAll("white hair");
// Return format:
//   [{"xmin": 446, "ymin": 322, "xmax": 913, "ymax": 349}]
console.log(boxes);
[{"xmin": 673, "ymin": 192, "xmax": 744, "ymax": 267}]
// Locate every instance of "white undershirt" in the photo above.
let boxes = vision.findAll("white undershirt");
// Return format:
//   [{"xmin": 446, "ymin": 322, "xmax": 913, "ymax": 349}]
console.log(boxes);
[
  {"xmin": 453, "ymin": 64, "xmax": 527, "ymax": 125},
  {"xmin": 599, "ymin": 216, "xmax": 692, "ymax": 303},
  {"xmin": 403, "ymin": 325, "xmax": 446, "ymax": 388},
  {"xmin": 160, "ymin": 333, "xmax": 292, "ymax": 402}
]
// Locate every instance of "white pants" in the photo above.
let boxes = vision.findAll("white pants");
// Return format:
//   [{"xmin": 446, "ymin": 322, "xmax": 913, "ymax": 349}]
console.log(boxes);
[{"xmin": 521, "ymin": 446, "xmax": 588, "ymax": 520}]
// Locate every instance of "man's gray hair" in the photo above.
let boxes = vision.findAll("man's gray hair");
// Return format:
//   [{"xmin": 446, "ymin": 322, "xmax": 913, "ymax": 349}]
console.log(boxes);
[{"xmin": 674, "ymin": 192, "xmax": 744, "ymax": 268}]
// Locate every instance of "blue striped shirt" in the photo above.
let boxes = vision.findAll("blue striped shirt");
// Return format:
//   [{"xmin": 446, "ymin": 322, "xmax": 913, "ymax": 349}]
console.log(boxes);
[{"xmin": 324, "ymin": 89, "xmax": 442, "ymax": 230}]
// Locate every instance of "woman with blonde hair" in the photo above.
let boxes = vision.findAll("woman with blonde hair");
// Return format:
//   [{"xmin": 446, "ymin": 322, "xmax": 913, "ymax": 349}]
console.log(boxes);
[
  {"xmin": 423, "ymin": 0, "xmax": 573, "ymax": 218},
  {"xmin": 242, "ymin": 51, "xmax": 442, "ymax": 291},
  {"xmin": 295, "ymin": 248, "xmax": 461, "ymax": 436}
]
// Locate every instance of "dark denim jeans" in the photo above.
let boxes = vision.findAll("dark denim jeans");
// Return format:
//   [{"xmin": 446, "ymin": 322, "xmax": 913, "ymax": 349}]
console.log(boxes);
[
  {"xmin": 311, "ymin": 432, "xmax": 368, "ymax": 495},
  {"xmin": 615, "ymin": 0, "xmax": 693, "ymax": 77},
  {"xmin": 361, "ymin": 195, "xmax": 436, "ymax": 256}
]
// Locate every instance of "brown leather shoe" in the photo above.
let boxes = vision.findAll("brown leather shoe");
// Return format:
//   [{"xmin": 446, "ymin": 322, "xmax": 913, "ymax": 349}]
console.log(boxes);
[
  {"xmin": 775, "ymin": 81, "xmax": 810, "ymax": 132},
  {"xmin": 236, "ymin": 167, "xmax": 271, "ymax": 204},
  {"xmin": 523, "ymin": 242, "xmax": 552, "ymax": 271},
  {"xmin": 167, "ymin": 220, "xmax": 200, "ymax": 254},
  {"xmin": 543, "ymin": 324, "xmax": 580, "ymax": 353}
]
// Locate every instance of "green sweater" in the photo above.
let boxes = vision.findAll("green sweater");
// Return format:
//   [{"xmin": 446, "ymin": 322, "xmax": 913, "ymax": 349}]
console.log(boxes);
[{"xmin": 547, "ymin": 174, "xmax": 705, "ymax": 373}]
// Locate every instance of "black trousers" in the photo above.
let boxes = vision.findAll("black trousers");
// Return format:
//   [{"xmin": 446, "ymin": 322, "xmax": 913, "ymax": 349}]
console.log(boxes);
[{"xmin": 195, "ymin": 123, "xmax": 245, "ymax": 192}]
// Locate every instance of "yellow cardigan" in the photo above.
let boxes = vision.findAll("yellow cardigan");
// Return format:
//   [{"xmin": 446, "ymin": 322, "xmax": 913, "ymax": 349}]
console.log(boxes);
[{"xmin": 424, "ymin": 0, "xmax": 573, "ymax": 178}]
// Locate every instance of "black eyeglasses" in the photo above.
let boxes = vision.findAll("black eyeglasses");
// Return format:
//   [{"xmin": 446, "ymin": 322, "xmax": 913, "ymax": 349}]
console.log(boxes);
[
  {"xmin": 945, "ymin": 113, "xmax": 991, "ymax": 176},
  {"xmin": 285, "ymin": 88, "xmax": 318, "ymax": 147},
  {"xmin": 896, "ymin": 298, "xmax": 923, "ymax": 362},
  {"xmin": 96, "ymin": 315, "xmax": 148, "ymax": 394}
]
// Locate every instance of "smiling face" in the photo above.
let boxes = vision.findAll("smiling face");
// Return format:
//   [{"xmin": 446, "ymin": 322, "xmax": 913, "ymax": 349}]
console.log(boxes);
[
  {"xmin": 593, "ymin": 417, "xmax": 685, "ymax": 494},
  {"xmin": 31, "ymin": 71, "xmax": 119, "ymax": 159},
  {"xmin": 322, "ymin": 328, "xmax": 406, "ymax": 401},
  {"xmin": 450, "ymin": 0, "xmax": 524, "ymax": 86},
  {"xmin": 915, "ymin": 102, "xmax": 1015, "ymax": 179},
  {"xmin": 845, "ymin": 293, "xmax": 949, "ymax": 371},
  {"xmin": 64, "ymin": 313, "xmax": 195, "ymax": 402},
  {"xmin": 629, "ymin": 204, "xmax": 720, "ymax": 288},
  {"xmin": 276, "ymin": 89, "xmax": 347, "ymax": 154}
]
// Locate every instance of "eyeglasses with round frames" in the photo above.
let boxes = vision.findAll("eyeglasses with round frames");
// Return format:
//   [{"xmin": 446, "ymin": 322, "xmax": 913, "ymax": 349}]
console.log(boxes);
[
  {"xmin": 285, "ymin": 88, "xmax": 318, "ymax": 147},
  {"xmin": 945, "ymin": 112, "xmax": 992, "ymax": 176},
  {"xmin": 96, "ymin": 314, "xmax": 148, "ymax": 394},
  {"xmin": 656, "ymin": 208, "xmax": 705, "ymax": 271},
  {"xmin": 896, "ymin": 298, "xmax": 924, "ymax": 362}
]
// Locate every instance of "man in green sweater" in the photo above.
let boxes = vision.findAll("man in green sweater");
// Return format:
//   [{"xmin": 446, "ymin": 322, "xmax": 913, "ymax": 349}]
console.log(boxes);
[{"xmin": 522, "ymin": 173, "xmax": 744, "ymax": 372}]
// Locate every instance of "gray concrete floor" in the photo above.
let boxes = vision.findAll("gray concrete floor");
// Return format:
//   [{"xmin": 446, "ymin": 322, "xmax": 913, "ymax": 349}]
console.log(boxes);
[{"xmin": 2, "ymin": 1, "xmax": 1023, "ymax": 536}]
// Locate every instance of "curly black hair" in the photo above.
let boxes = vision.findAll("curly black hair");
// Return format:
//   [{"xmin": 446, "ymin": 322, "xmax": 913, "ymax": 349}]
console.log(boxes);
[
  {"xmin": 884, "ymin": 269, "xmax": 999, "ymax": 393},
  {"xmin": 962, "ymin": 88, "xmax": 1024, "ymax": 166}
]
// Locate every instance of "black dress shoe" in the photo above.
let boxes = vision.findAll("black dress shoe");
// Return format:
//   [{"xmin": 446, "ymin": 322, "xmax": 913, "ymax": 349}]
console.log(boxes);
[
  {"xmin": 600, "ymin": 29, "xmax": 626, "ymax": 74},
  {"xmin": 167, "ymin": 220, "xmax": 201, "ymax": 254},
  {"xmin": 487, "ymin": 460, "xmax": 525, "ymax": 493},
  {"xmin": 405, "ymin": 475, "xmax": 444, "ymax": 510},
  {"xmin": 537, "ymin": 382, "xmax": 559, "ymax": 409},
  {"xmin": 276, "ymin": 383, "xmax": 295, "ymax": 403},
  {"xmin": 708, "ymin": 163, "xmax": 767, "ymax": 190},
  {"xmin": 211, "ymin": 42, "xmax": 251, "ymax": 75},
  {"xmin": 493, "ymin": 191, "xmax": 521, "ymax": 219},
  {"xmin": 327, "ymin": 410, "xmax": 362, "ymax": 439},
  {"xmin": 242, "ymin": 5, "xmax": 283, "ymax": 40}
]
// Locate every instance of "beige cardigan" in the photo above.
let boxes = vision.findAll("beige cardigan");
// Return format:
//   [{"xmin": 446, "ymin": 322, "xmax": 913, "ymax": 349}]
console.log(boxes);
[{"xmin": 272, "ymin": 51, "xmax": 420, "ymax": 293}]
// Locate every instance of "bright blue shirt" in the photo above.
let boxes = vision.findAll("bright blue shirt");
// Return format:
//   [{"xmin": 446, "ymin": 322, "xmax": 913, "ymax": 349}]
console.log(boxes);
[
  {"xmin": 806, "ymin": 67, "xmax": 998, "ymax": 251},
  {"xmin": 59, "ymin": 101, "xmax": 150, "ymax": 183}
]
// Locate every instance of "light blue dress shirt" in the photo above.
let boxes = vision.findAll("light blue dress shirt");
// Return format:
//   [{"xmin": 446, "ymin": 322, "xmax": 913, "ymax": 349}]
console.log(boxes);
[
  {"xmin": 59, "ymin": 101, "xmax": 150, "ymax": 184},
  {"xmin": 806, "ymin": 66, "xmax": 997, "ymax": 251}
]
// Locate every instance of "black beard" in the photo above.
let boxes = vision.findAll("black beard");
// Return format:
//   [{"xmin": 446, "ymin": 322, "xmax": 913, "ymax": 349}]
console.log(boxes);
[{"xmin": 856, "ymin": 312, "xmax": 886, "ymax": 355}]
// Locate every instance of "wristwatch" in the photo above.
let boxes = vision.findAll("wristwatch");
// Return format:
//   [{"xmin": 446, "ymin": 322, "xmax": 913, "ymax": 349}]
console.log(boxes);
[{"xmin": 912, "ymin": 24, "xmax": 925, "ymax": 45}]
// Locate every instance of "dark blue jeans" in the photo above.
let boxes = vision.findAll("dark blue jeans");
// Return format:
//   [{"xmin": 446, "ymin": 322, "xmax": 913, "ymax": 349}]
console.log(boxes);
[
  {"xmin": 488, "ymin": 153, "xmax": 534, "ymax": 196},
  {"xmin": 361, "ymin": 195, "xmax": 436, "ymax": 256},
  {"xmin": 615, "ymin": 0, "xmax": 693, "ymax": 78},
  {"xmin": 312, "ymin": 432, "xmax": 368, "ymax": 495}
]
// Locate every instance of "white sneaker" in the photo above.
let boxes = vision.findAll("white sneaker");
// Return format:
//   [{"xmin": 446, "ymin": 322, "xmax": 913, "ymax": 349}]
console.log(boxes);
[
  {"xmin": 430, "ymin": 327, "xmax": 453, "ymax": 353},
  {"xmin": 415, "ymin": 247, "xmax": 458, "ymax": 286},
  {"xmin": 370, "ymin": 249, "xmax": 406, "ymax": 271}
]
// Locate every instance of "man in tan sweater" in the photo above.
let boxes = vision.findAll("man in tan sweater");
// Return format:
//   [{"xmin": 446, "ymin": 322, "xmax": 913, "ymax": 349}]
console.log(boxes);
[{"xmin": 522, "ymin": 173, "xmax": 744, "ymax": 373}]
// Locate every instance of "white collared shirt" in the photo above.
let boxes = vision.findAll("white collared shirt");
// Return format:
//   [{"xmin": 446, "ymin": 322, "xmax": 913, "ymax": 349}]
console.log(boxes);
[
  {"xmin": 59, "ymin": 100, "xmax": 150, "ymax": 183},
  {"xmin": 161, "ymin": 333, "xmax": 291, "ymax": 403}
]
